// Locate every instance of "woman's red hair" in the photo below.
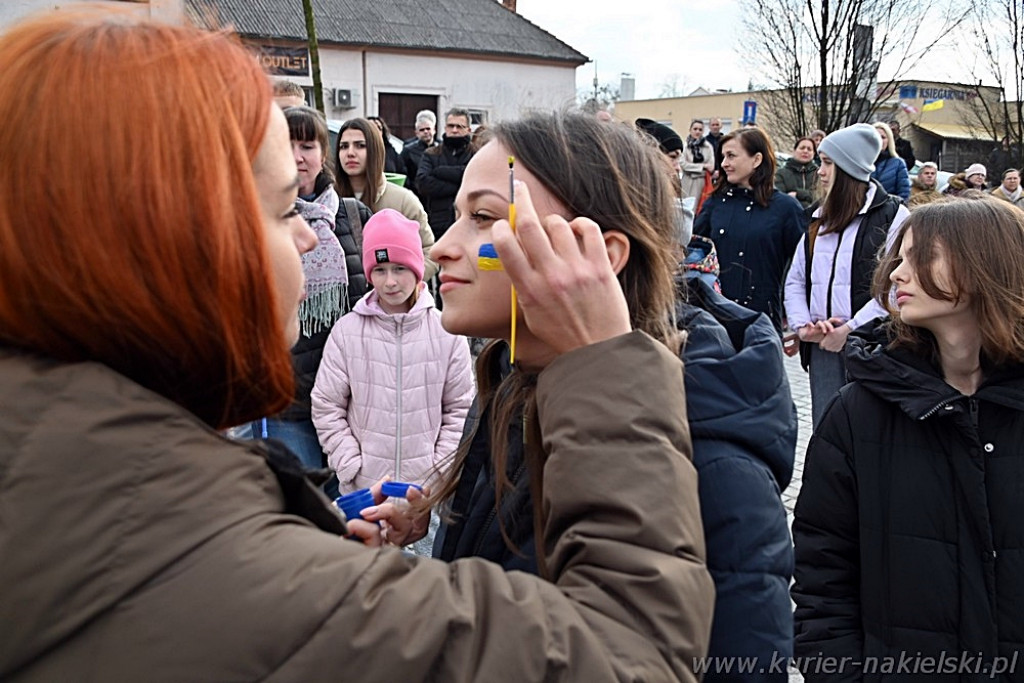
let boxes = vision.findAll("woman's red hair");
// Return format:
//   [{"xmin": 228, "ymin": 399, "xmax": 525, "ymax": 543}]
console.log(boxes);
[{"xmin": 0, "ymin": 11, "xmax": 294, "ymax": 428}]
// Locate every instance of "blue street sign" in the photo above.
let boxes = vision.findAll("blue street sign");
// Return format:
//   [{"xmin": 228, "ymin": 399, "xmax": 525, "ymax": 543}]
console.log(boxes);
[{"xmin": 743, "ymin": 100, "xmax": 757, "ymax": 124}]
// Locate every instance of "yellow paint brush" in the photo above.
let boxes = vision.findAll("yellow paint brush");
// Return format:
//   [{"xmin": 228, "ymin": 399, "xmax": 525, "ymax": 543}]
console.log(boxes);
[{"xmin": 508, "ymin": 156, "xmax": 517, "ymax": 364}]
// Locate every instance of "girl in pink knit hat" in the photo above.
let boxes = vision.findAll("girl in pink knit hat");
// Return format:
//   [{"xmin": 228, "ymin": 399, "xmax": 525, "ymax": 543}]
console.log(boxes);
[{"xmin": 311, "ymin": 208, "xmax": 474, "ymax": 554}]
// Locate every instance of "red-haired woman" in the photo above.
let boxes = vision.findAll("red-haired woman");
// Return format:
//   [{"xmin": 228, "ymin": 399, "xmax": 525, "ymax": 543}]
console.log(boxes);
[{"xmin": 0, "ymin": 10, "xmax": 711, "ymax": 680}]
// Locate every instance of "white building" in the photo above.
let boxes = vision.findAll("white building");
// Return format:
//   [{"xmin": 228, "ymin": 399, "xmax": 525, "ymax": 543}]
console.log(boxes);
[{"xmin": 1, "ymin": 0, "xmax": 587, "ymax": 140}]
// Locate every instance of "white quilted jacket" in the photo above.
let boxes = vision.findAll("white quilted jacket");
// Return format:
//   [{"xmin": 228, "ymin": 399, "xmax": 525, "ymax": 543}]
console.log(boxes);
[{"xmin": 311, "ymin": 285, "xmax": 474, "ymax": 493}]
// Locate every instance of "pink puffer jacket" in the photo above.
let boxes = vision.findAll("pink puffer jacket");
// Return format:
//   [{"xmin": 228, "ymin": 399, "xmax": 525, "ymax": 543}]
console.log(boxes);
[{"xmin": 311, "ymin": 284, "xmax": 474, "ymax": 493}]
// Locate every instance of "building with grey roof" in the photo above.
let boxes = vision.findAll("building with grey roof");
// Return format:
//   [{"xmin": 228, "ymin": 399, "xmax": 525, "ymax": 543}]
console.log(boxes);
[
  {"xmin": 2, "ymin": 0, "xmax": 588, "ymax": 140},
  {"xmin": 189, "ymin": 0, "xmax": 587, "ymax": 139}
]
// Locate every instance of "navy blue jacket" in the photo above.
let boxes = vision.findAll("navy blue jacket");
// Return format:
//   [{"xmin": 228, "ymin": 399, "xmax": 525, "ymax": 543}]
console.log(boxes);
[
  {"xmin": 436, "ymin": 278, "xmax": 797, "ymax": 682},
  {"xmin": 678, "ymin": 277, "xmax": 797, "ymax": 682},
  {"xmin": 694, "ymin": 187, "xmax": 806, "ymax": 332}
]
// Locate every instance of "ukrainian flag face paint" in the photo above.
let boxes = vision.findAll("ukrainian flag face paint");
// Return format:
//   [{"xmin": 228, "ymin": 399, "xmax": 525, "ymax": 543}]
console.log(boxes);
[
  {"xmin": 477, "ymin": 243, "xmax": 503, "ymax": 271},
  {"xmin": 432, "ymin": 141, "xmax": 559, "ymax": 347}
]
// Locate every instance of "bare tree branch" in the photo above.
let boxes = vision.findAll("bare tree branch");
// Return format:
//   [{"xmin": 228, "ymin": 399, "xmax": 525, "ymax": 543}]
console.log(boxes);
[
  {"xmin": 741, "ymin": 0, "xmax": 965, "ymax": 139},
  {"xmin": 957, "ymin": 0, "xmax": 1024, "ymax": 172}
]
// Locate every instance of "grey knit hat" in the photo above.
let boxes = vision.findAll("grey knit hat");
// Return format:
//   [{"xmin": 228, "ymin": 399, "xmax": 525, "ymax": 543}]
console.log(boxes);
[{"xmin": 818, "ymin": 123, "xmax": 882, "ymax": 182}]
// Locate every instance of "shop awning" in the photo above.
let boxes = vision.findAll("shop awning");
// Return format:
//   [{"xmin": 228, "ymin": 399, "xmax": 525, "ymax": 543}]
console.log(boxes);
[{"xmin": 913, "ymin": 122, "xmax": 999, "ymax": 141}]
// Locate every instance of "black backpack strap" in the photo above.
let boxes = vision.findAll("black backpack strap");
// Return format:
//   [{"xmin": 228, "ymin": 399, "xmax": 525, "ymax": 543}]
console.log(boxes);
[
  {"xmin": 342, "ymin": 197, "xmax": 364, "ymax": 251},
  {"xmin": 882, "ymin": 194, "xmax": 901, "ymax": 228}
]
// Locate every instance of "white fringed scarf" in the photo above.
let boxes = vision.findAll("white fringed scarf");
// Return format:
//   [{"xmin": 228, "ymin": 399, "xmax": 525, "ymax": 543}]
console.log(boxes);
[{"xmin": 297, "ymin": 183, "xmax": 348, "ymax": 337}]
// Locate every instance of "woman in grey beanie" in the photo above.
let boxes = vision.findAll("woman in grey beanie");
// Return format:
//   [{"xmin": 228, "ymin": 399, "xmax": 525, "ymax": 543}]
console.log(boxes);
[{"xmin": 784, "ymin": 123, "xmax": 911, "ymax": 427}]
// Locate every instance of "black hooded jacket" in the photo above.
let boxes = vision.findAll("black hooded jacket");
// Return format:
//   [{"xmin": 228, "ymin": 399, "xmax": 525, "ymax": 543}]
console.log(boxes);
[{"xmin": 793, "ymin": 324, "xmax": 1024, "ymax": 682}]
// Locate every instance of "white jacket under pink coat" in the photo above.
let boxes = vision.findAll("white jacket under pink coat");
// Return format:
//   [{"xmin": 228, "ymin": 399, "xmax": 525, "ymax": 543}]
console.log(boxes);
[{"xmin": 311, "ymin": 284, "xmax": 474, "ymax": 493}]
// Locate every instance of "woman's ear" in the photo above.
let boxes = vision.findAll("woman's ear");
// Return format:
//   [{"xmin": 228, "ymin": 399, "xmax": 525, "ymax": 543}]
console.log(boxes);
[
  {"xmin": 604, "ymin": 230, "xmax": 631, "ymax": 275},
  {"xmin": 753, "ymin": 152, "xmax": 763, "ymax": 168}
]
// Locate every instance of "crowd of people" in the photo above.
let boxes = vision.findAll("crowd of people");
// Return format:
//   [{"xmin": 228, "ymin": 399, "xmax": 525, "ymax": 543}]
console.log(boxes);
[{"xmin": 3, "ymin": 7, "xmax": 1024, "ymax": 683}]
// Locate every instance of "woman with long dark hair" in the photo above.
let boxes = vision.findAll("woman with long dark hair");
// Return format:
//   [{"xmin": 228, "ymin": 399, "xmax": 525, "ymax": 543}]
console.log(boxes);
[
  {"xmin": 371, "ymin": 112, "xmax": 794, "ymax": 681},
  {"xmin": 793, "ymin": 198, "xmax": 1024, "ymax": 681},
  {"xmin": 784, "ymin": 123, "xmax": 910, "ymax": 426},
  {"xmin": 366, "ymin": 114, "xmax": 403, "ymax": 174},
  {"xmin": 335, "ymin": 117, "xmax": 437, "ymax": 279},
  {"xmin": 694, "ymin": 127, "xmax": 806, "ymax": 332},
  {"xmin": 422, "ymin": 112, "xmax": 691, "ymax": 571}
]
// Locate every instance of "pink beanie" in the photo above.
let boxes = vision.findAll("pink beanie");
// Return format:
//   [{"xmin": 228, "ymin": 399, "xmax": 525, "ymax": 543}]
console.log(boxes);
[{"xmin": 361, "ymin": 209, "xmax": 425, "ymax": 282}]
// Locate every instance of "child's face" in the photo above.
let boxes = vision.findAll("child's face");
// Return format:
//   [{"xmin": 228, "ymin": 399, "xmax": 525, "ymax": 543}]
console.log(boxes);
[
  {"xmin": 370, "ymin": 262, "xmax": 418, "ymax": 314},
  {"xmin": 430, "ymin": 140, "xmax": 567, "ymax": 345}
]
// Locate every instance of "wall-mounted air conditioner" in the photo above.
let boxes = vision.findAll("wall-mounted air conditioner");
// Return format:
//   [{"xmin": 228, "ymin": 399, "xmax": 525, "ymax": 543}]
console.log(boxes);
[{"xmin": 333, "ymin": 89, "xmax": 353, "ymax": 109}]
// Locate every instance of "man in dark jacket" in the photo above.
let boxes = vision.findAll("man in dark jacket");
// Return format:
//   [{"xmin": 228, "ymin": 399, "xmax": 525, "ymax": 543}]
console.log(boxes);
[
  {"xmin": 400, "ymin": 109, "xmax": 437, "ymax": 198},
  {"xmin": 416, "ymin": 108, "xmax": 474, "ymax": 239},
  {"xmin": 988, "ymin": 136, "xmax": 1021, "ymax": 178},
  {"xmin": 704, "ymin": 116, "xmax": 726, "ymax": 180},
  {"xmin": 889, "ymin": 120, "xmax": 915, "ymax": 170},
  {"xmin": 437, "ymin": 276, "xmax": 798, "ymax": 683}
]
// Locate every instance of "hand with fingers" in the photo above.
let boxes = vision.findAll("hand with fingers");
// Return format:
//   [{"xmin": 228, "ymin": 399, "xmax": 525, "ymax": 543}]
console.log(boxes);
[
  {"xmin": 491, "ymin": 181, "xmax": 632, "ymax": 357},
  {"xmin": 344, "ymin": 519, "xmax": 384, "ymax": 547},
  {"xmin": 820, "ymin": 318, "xmax": 851, "ymax": 353},
  {"xmin": 797, "ymin": 319, "xmax": 835, "ymax": 344},
  {"xmin": 341, "ymin": 478, "xmax": 429, "ymax": 547},
  {"xmin": 360, "ymin": 485, "xmax": 431, "ymax": 547}
]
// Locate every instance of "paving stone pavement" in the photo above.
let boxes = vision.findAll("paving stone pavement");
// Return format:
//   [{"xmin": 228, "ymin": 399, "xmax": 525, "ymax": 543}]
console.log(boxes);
[
  {"xmin": 782, "ymin": 352, "xmax": 812, "ymax": 523},
  {"xmin": 782, "ymin": 352, "xmax": 812, "ymax": 683}
]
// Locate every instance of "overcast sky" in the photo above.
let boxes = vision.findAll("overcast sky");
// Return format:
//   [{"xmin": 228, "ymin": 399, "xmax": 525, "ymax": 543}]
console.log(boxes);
[
  {"xmin": 513, "ymin": 0, "xmax": 994, "ymax": 101},
  {"xmin": 514, "ymin": 0, "xmax": 750, "ymax": 100}
]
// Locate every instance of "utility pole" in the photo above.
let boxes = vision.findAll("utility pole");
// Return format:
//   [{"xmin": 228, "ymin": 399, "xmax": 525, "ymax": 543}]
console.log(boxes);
[
  {"xmin": 848, "ymin": 23, "xmax": 877, "ymax": 125},
  {"xmin": 302, "ymin": 0, "xmax": 325, "ymax": 114}
]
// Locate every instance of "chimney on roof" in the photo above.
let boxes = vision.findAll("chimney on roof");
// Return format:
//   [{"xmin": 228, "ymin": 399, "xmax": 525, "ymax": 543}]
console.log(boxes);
[{"xmin": 502, "ymin": 0, "xmax": 517, "ymax": 11}]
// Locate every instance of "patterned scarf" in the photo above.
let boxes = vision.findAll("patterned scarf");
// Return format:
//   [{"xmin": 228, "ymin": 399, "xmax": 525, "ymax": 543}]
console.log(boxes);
[
  {"xmin": 687, "ymin": 136, "xmax": 705, "ymax": 164},
  {"xmin": 298, "ymin": 181, "xmax": 348, "ymax": 337}
]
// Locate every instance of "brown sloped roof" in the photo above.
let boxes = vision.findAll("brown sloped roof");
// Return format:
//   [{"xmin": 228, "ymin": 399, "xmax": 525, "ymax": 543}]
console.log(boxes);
[{"xmin": 187, "ymin": 0, "xmax": 587, "ymax": 64}]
